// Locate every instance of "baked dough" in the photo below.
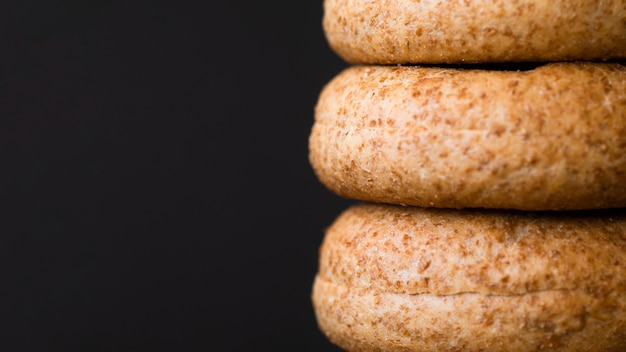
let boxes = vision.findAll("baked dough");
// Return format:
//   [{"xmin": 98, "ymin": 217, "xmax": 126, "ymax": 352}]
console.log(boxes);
[
  {"xmin": 309, "ymin": 62, "xmax": 626, "ymax": 210},
  {"xmin": 323, "ymin": 0, "xmax": 626, "ymax": 64},
  {"xmin": 312, "ymin": 203, "xmax": 626, "ymax": 351}
]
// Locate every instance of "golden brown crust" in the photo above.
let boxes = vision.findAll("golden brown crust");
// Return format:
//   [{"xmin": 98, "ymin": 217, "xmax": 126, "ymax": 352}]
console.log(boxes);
[
  {"xmin": 313, "ymin": 278, "xmax": 626, "ymax": 352},
  {"xmin": 318, "ymin": 203, "xmax": 626, "ymax": 295},
  {"xmin": 323, "ymin": 0, "xmax": 626, "ymax": 64},
  {"xmin": 309, "ymin": 62, "xmax": 626, "ymax": 210},
  {"xmin": 312, "ymin": 203, "xmax": 626, "ymax": 351}
]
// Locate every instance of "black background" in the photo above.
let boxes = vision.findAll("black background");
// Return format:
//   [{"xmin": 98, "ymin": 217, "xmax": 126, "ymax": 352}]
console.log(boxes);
[{"xmin": 2, "ymin": 1, "xmax": 353, "ymax": 351}]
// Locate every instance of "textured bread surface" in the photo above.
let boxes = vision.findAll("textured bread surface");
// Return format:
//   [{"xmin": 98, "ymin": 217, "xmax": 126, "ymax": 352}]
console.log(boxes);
[
  {"xmin": 312, "ymin": 203, "xmax": 626, "ymax": 351},
  {"xmin": 309, "ymin": 62, "xmax": 626, "ymax": 210},
  {"xmin": 323, "ymin": 0, "xmax": 626, "ymax": 64}
]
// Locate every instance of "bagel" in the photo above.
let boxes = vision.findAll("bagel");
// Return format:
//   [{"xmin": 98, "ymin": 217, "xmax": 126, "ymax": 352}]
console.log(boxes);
[
  {"xmin": 308, "ymin": 62, "xmax": 626, "ymax": 211},
  {"xmin": 323, "ymin": 0, "xmax": 626, "ymax": 64},
  {"xmin": 312, "ymin": 202, "xmax": 626, "ymax": 352}
]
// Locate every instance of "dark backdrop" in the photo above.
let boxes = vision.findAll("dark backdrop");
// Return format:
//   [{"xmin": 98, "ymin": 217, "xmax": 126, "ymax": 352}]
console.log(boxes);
[{"xmin": 1, "ymin": 1, "xmax": 353, "ymax": 351}]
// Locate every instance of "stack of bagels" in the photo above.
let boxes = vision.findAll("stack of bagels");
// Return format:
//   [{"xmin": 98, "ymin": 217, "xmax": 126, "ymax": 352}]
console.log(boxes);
[{"xmin": 309, "ymin": 1, "xmax": 626, "ymax": 351}]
